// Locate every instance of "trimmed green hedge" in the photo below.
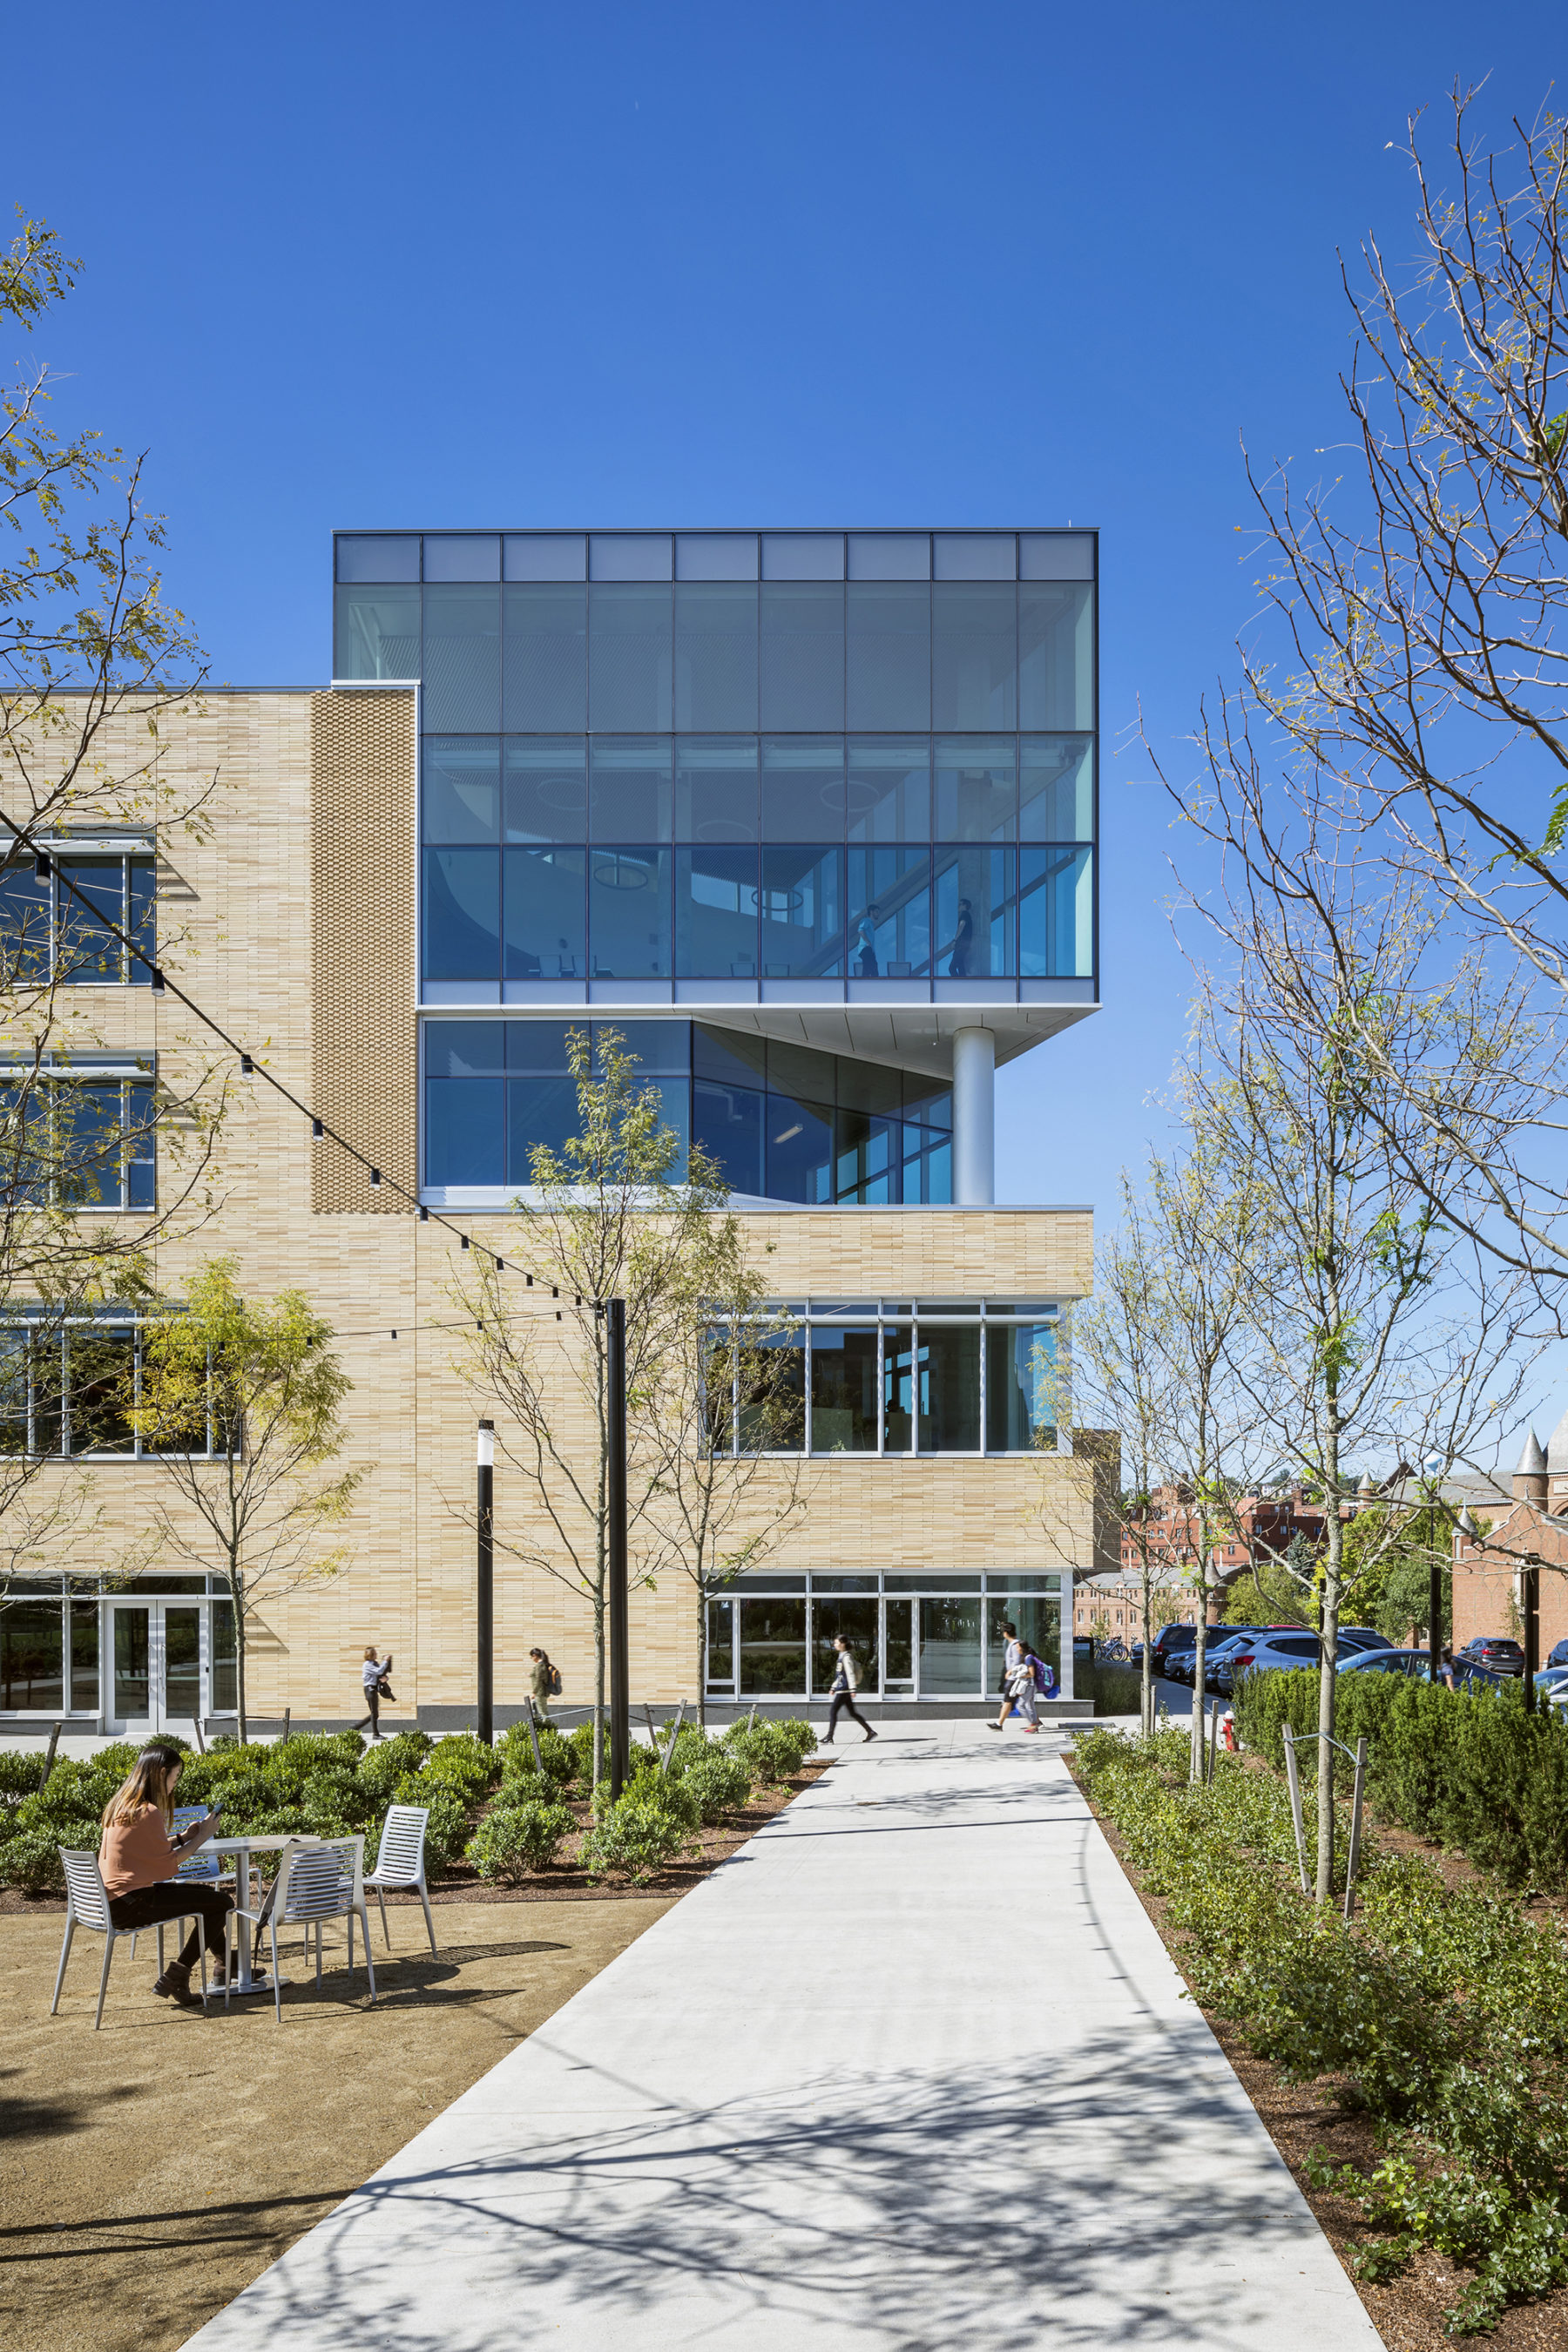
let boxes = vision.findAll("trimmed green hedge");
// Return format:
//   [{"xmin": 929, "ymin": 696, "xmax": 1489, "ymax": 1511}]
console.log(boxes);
[{"xmin": 1233, "ymin": 1668, "xmax": 1568, "ymax": 1891}]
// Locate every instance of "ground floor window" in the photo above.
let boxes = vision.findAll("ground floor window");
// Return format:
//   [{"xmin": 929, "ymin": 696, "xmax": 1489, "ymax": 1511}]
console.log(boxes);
[
  {"xmin": 704, "ymin": 1572, "xmax": 1064, "ymax": 1700},
  {"xmin": 0, "ymin": 1577, "xmax": 236, "ymax": 1724}
]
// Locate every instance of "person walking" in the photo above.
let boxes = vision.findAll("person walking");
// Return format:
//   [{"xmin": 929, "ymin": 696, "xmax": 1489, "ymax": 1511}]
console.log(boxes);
[
  {"xmin": 986, "ymin": 1621, "xmax": 1025, "ymax": 1731},
  {"xmin": 529, "ymin": 1646, "xmax": 558, "ymax": 1724},
  {"xmin": 822, "ymin": 1634, "xmax": 876, "ymax": 1744},
  {"xmin": 99, "ymin": 1744, "xmax": 230, "ymax": 2007},
  {"xmin": 355, "ymin": 1646, "xmax": 394, "ymax": 1739}
]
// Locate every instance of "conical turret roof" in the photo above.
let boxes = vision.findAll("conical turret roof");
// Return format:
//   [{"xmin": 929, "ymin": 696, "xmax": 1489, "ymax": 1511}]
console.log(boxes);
[
  {"xmin": 1517, "ymin": 1428, "xmax": 1547, "ymax": 1476},
  {"xmin": 1547, "ymin": 1408, "xmax": 1568, "ymax": 1472}
]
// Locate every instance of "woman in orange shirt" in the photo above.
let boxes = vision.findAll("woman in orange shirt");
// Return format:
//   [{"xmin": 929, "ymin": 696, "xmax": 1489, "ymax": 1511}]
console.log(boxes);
[{"xmin": 100, "ymin": 1744, "xmax": 230, "ymax": 2008}]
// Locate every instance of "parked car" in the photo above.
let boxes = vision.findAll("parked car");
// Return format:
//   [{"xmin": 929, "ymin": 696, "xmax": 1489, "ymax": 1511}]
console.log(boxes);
[
  {"xmin": 1224, "ymin": 1628, "xmax": 1389, "ymax": 1688},
  {"xmin": 1151, "ymin": 1625, "xmax": 1200, "ymax": 1677},
  {"xmin": 1339, "ymin": 1647, "xmax": 1431, "ymax": 1677},
  {"xmin": 1457, "ymin": 1636, "xmax": 1526, "ymax": 1677},
  {"xmin": 1533, "ymin": 1665, "xmax": 1568, "ymax": 1695},
  {"xmin": 1548, "ymin": 1639, "xmax": 1568, "ymax": 1670}
]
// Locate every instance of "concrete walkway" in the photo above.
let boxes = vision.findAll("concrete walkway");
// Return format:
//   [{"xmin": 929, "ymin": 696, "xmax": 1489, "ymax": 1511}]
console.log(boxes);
[{"xmin": 182, "ymin": 1724, "xmax": 1383, "ymax": 2352}]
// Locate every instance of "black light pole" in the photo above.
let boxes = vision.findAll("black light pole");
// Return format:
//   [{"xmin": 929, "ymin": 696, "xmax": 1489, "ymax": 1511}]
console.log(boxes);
[
  {"xmin": 1429, "ymin": 1546, "xmax": 1443, "ymax": 1689},
  {"xmin": 476, "ymin": 1418, "xmax": 495, "ymax": 1746},
  {"xmin": 606, "ymin": 1299, "xmax": 630, "ymax": 1799},
  {"xmin": 1524, "ymin": 1561, "xmax": 1540, "ymax": 1713}
]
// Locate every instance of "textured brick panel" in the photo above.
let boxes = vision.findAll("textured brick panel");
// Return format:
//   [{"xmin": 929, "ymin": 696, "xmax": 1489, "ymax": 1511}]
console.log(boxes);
[{"xmin": 310, "ymin": 690, "xmax": 417, "ymax": 1213}]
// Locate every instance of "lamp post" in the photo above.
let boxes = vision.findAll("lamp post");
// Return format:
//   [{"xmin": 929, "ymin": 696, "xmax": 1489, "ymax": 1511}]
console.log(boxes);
[
  {"xmin": 605, "ymin": 1299, "xmax": 630, "ymax": 1799},
  {"xmin": 476, "ymin": 1418, "xmax": 494, "ymax": 1747}
]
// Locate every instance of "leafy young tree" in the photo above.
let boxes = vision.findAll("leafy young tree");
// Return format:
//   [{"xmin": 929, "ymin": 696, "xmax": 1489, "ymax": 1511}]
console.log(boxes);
[
  {"xmin": 453, "ymin": 1028, "xmax": 740, "ymax": 1781},
  {"xmin": 645, "ymin": 1219, "xmax": 808, "ymax": 1727},
  {"xmin": 129, "ymin": 1260, "xmax": 362, "ymax": 1741}
]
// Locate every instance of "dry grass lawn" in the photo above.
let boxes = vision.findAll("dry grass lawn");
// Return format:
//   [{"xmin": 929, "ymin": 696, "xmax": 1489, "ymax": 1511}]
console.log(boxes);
[{"xmin": 0, "ymin": 1895, "xmax": 672, "ymax": 2352}]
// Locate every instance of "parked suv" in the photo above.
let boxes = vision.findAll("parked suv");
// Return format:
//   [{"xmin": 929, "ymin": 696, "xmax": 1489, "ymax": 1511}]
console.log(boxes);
[
  {"xmin": 1151, "ymin": 1624, "xmax": 1200, "ymax": 1677},
  {"xmin": 1458, "ymin": 1636, "xmax": 1526, "ymax": 1677}
]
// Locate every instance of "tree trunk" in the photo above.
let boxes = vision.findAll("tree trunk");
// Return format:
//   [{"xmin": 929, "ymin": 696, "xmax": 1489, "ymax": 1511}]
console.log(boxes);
[
  {"xmin": 1189, "ymin": 1554, "xmax": 1208, "ymax": 1785},
  {"xmin": 1140, "ymin": 1559, "xmax": 1155, "ymax": 1739},
  {"xmin": 1315, "ymin": 1500, "xmax": 1342, "ymax": 1906},
  {"xmin": 698, "ymin": 1589, "xmax": 707, "ymax": 1731},
  {"xmin": 234, "ymin": 1585, "xmax": 247, "ymax": 1747},
  {"xmin": 591, "ymin": 1592, "xmax": 605, "ymax": 1790}
]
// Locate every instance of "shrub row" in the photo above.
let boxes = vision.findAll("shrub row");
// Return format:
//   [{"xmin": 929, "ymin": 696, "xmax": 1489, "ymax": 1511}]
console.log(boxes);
[
  {"xmin": 1076, "ymin": 1726, "xmax": 1568, "ymax": 2335},
  {"xmin": 1, "ymin": 1713, "xmax": 817, "ymax": 1894},
  {"xmin": 1232, "ymin": 1668, "xmax": 1568, "ymax": 1892}
]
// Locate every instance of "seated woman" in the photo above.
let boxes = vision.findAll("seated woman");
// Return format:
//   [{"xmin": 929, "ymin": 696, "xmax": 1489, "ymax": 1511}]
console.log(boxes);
[{"xmin": 99, "ymin": 1743, "xmax": 231, "ymax": 2008}]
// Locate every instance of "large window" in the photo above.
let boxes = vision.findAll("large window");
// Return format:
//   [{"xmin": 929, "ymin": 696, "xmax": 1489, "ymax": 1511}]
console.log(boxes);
[
  {"xmin": 0, "ymin": 1317, "xmax": 219, "ymax": 1458},
  {"xmin": 424, "ymin": 1018, "xmax": 955, "ymax": 1204},
  {"xmin": 0, "ymin": 1059, "xmax": 157, "ymax": 1211},
  {"xmin": 0, "ymin": 1574, "xmax": 238, "ymax": 1717},
  {"xmin": 702, "ymin": 1570, "xmax": 1064, "ymax": 1701},
  {"xmin": 710, "ymin": 1300, "xmax": 1059, "ymax": 1456},
  {"xmin": 0, "ymin": 848, "xmax": 156, "ymax": 985}
]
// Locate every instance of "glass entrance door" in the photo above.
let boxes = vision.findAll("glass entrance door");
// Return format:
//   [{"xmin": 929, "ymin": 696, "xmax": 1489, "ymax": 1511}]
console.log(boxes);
[{"xmin": 108, "ymin": 1602, "xmax": 209, "ymax": 1734}]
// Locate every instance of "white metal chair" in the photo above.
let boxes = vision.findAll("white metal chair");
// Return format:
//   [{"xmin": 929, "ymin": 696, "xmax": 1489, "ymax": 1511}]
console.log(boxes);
[
  {"xmin": 51, "ymin": 1849, "xmax": 211, "ymax": 2030},
  {"xmin": 230, "ymin": 1837, "xmax": 375, "ymax": 2021},
  {"xmin": 364, "ymin": 1805, "xmax": 437, "ymax": 1957}
]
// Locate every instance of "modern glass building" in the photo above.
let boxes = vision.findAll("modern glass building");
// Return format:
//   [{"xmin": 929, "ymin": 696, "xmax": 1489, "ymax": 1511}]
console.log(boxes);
[{"xmin": 334, "ymin": 525, "xmax": 1098, "ymax": 1213}]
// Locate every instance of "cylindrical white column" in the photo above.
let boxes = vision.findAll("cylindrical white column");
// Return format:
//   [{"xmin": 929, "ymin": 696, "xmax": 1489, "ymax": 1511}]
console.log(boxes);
[{"xmin": 951, "ymin": 1026, "xmax": 996, "ymax": 1205}]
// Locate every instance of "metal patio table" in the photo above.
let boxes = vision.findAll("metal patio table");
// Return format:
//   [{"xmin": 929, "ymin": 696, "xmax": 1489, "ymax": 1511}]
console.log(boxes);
[{"xmin": 208, "ymin": 1833, "xmax": 322, "ymax": 1996}]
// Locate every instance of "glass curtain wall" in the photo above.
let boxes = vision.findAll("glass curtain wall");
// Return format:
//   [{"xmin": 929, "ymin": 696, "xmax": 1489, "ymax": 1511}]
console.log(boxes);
[{"xmin": 702, "ymin": 1571, "xmax": 1064, "ymax": 1702}]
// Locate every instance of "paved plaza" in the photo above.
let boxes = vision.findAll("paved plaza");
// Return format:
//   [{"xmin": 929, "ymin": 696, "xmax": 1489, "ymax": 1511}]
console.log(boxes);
[{"xmin": 181, "ymin": 1723, "xmax": 1382, "ymax": 2351}]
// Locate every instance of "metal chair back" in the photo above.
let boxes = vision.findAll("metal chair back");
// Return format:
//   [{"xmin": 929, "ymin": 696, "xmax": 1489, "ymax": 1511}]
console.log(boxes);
[
  {"xmin": 60, "ymin": 1848, "xmax": 112, "ymax": 1932},
  {"xmin": 370, "ymin": 1805, "xmax": 429, "ymax": 1885},
  {"xmin": 275, "ymin": 1837, "xmax": 362, "ymax": 1927}
]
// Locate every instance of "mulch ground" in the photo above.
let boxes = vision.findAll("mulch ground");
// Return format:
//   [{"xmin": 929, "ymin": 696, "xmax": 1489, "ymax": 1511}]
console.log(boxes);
[
  {"xmin": 1066, "ymin": 1752, "xmax": 1568, "ymax": 2351},
  {"xmin": 0, "ymin": 1764, "xmax": 829, "ymax": 2352}
]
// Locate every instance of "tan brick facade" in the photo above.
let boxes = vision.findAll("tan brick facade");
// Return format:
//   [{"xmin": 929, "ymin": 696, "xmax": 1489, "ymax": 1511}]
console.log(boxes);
[{"xmin": 4, "ymin": 692, "xmax": 1103, "ymax": 1728}]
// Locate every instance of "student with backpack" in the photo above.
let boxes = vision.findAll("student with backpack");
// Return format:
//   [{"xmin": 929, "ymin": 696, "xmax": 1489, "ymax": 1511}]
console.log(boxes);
[
  {"xmin": 823, "ymin": 1633, "xmax": 876, "ymax": 1744},
  {"xmin": 355, "ymin": 1646, "xmax": 394, "ymax": 1740},
  {"xmin": 530, "ymin": 1646, "xmax": 562, "ymax": 1723}
]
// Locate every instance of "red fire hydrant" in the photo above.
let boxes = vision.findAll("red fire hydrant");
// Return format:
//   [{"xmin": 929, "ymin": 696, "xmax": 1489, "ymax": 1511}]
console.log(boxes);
[{"xmin": 1221, "ymin": 1714, "xmax": 1239, "ymax": 1753}]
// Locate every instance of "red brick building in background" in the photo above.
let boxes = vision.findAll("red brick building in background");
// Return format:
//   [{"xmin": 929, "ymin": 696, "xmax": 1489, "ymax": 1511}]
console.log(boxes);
[
  {"xmin": 1118, "ymin": 1484, "xmax": 1328, "ymax": 1619},
  {"xmin": 1453, "ymin": 1423, "xmax": 1568, "ymax": 1658}
]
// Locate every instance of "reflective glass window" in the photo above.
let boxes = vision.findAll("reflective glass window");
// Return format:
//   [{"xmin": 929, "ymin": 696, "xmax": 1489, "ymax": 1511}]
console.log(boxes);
[
  {"xmin": 336, "ymin": 536, "xmax": 419, "ymax": 584},
  {"xmin": 834, "ymin": 1109, "xmax": 901, "ymax": 1204},
  {"xmin": 916, "ymin": 1323, "xmax": 981, "ymax": 1451},
  {"xmin": 588, "ymin": 585, "xmax": 672, "ymax": 729},
  {"xmin": 920, "ymin": 1596, "xmax": 983, "ymax": 1693},
  {"xmin": 71, "ymin": 1598, "xmax": 98, "ymax": 1713},
  {"xmin": 0, "ymin": 859, "xmax": 50, "ymax": 982},
  {"xmin": 589, "ymin": 739, "xmax": 672, "ymax": 840},
  {"xmin": 933, "ymin": 845, "xmax": 1016, "ymax": 977},
  {"xmin": 424, "ymin": 1078, "xmax": 504, "ymax": 1185},
  {"xmin": 587, "ymin": 847, "xmax": 671, "ymax": 977},
  {"xmin": 738, "ymin": 1596, "xmax": 807, "ymax": 1694},
  {"xmin": 767, "ymin": 1038, "xmax": 836, "ymax": 1101},
  {"xmin": 504, "ymin": 1024, "xmax": 572, "ymax": 1074},
  {"xmin": 422, "ymin": 585, "xmax": 502, "ymax": 731},
  {"xmin": 987, "ymin": 1321, "xmax": 1058, "ymax": 1450},
  {"xmin": 847, "ymin": 738, "xmax": 929, "ymax": 844},
  {"xmin": 809, "ymin": 1326, "xmax": 879, "ymax": 1452},
  {"xmin": 1, "ymin": 1601, "xmax": 64, "ymax": 1709},
  {"xmin": 57, "ymin": 861, "xmax": 127, "ymax": 983},
  {"xmin": 425, "ymin": 1021, "xmax": 505, "ymax": 1077},
  {"xmin": 211, "ymin": 1602, "xmax": 237, "ymax": 1713},
  {"xmin": 1019, "ymin": 582, "xmax": 1093, "ymax": 730},
  {"xmin": 694, "ymin": 1024, "xmax": 768, "ymax": 1089},
  {"xmin": 674, "ymin": 584, "xmax": 758, "ymax": 729},
  {"xmin": 846, "ymin": 583, "xmax": 930, "ymax": 730},
  {"xmin": 760, "ymin": 738, "xmax": 845, "ymax": 842},
  {"xmin": 740, "ymin": 1326, "xmax": 807, "ymax": 1450},
  {"xmin": 128, "ymin": 862, "xmax": 156, "ymax": 984},
  {"xmin": 422, "ymin": 848, "xmax": 500, "ymax": 979},
  {"xmin": 1020, "ymin": 533, "xmax": 1093, "ymax": 581},
  {"xmin": 759, "ymin": 584, "xmax": 844, "ymax": 729},
  {"xmin": 504, "ymin": 738, "xmax": 586, "ymax": 843},
  {"xmin": 812, "ymin": 1595, "xmax": 881, "ymax": 1694},
  {"xmin": 902, "ymin": 1126, "xmax": 951, "ymax": 1204},
  {"xmin": 1020, "ymin": 737, "xmax": 1093, "ymax": 841},
  {"xmin": 706, "ymin": 1598, "xmax": 734, "ymax": 1685},
  {"xmin": 760, "ymin": 844, "xmax": 843, "ymax": 977},
  {"xmin": 882, "ymin": 1325, "xmax": 914, "ymax": 1450},
  {"xmin": 931, "ymin": 584, "xmax": 1017, "ymax": 729},
  {"xmin": 903, "ymin": 1072, "xmax": 953, "ymax": 1129},
  {"xmin": 986, "ymin": 1595, "xmax": 1059, "ymax": 1693},
  {"xmin": 1019, "ymin": 847, "xmax": 1093, "ymax": 977},
  {"xmin": 933, "ymin": 534, "xmax": 1015, "ymax": 581},
  {"xmin": 765, "ymin": 1091, "xmax": 833, "ymax": 1201},
  {"xmin": 504, "ymin": 847, "xmax": 586, "ymax": 981},
  {"xmin": 676, "ymin": 739, "xmax": 758, "ymax": 842},
  {"xmin": 835, "ymin": 1059, "xmax": 902, "ymax": 1117},
  {"xmin": 424, "ymin": 535, "xmax": 501, "ymax": 582},
  {"xmin": 594, "ymin": 1020, "xmax": 688, "ymax": 1074},
  {"xmin": 423, "ymin": 739, "xmax": 501, "ymax": 842},
  {"xmin": 504, "ymin": 585, "xmax": 586, "ymax": 730},
  {"xmin": 508, "ymin": 1076, "xmax": 586, "ymax": 1180},
  {"xmin": 694, "ymin": 1075, "xmax": 763, "ymax": 1195},
  {"xmin": 334, "ymin": 585, "xmax": 420, "ymax": 679},
  {"xmin": 505, "ymin": 534, "xmax": 586, "ymax": 582},
  {"xmin": 934, "ymin": 738, "xmax": 1017, "ymax": 841},
  {"xmin": 676, "ymin": 847, "xmax": 759, "ymax": 978},
  {"xmin": 848, "ymin": 847, "xmax": 930, "ymax": 978}
]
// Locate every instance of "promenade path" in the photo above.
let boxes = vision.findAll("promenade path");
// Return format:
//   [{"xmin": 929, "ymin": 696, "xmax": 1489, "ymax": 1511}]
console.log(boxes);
[{"xmin": 182, "ymin": 1724, "xmax": 1383, "ymax": 2352}]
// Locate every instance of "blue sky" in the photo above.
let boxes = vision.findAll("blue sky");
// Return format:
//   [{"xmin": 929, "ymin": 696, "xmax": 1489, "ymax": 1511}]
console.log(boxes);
[{"xmin": 5, "ymin": 2, "xmax": 1562, "ymax": 1219}]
